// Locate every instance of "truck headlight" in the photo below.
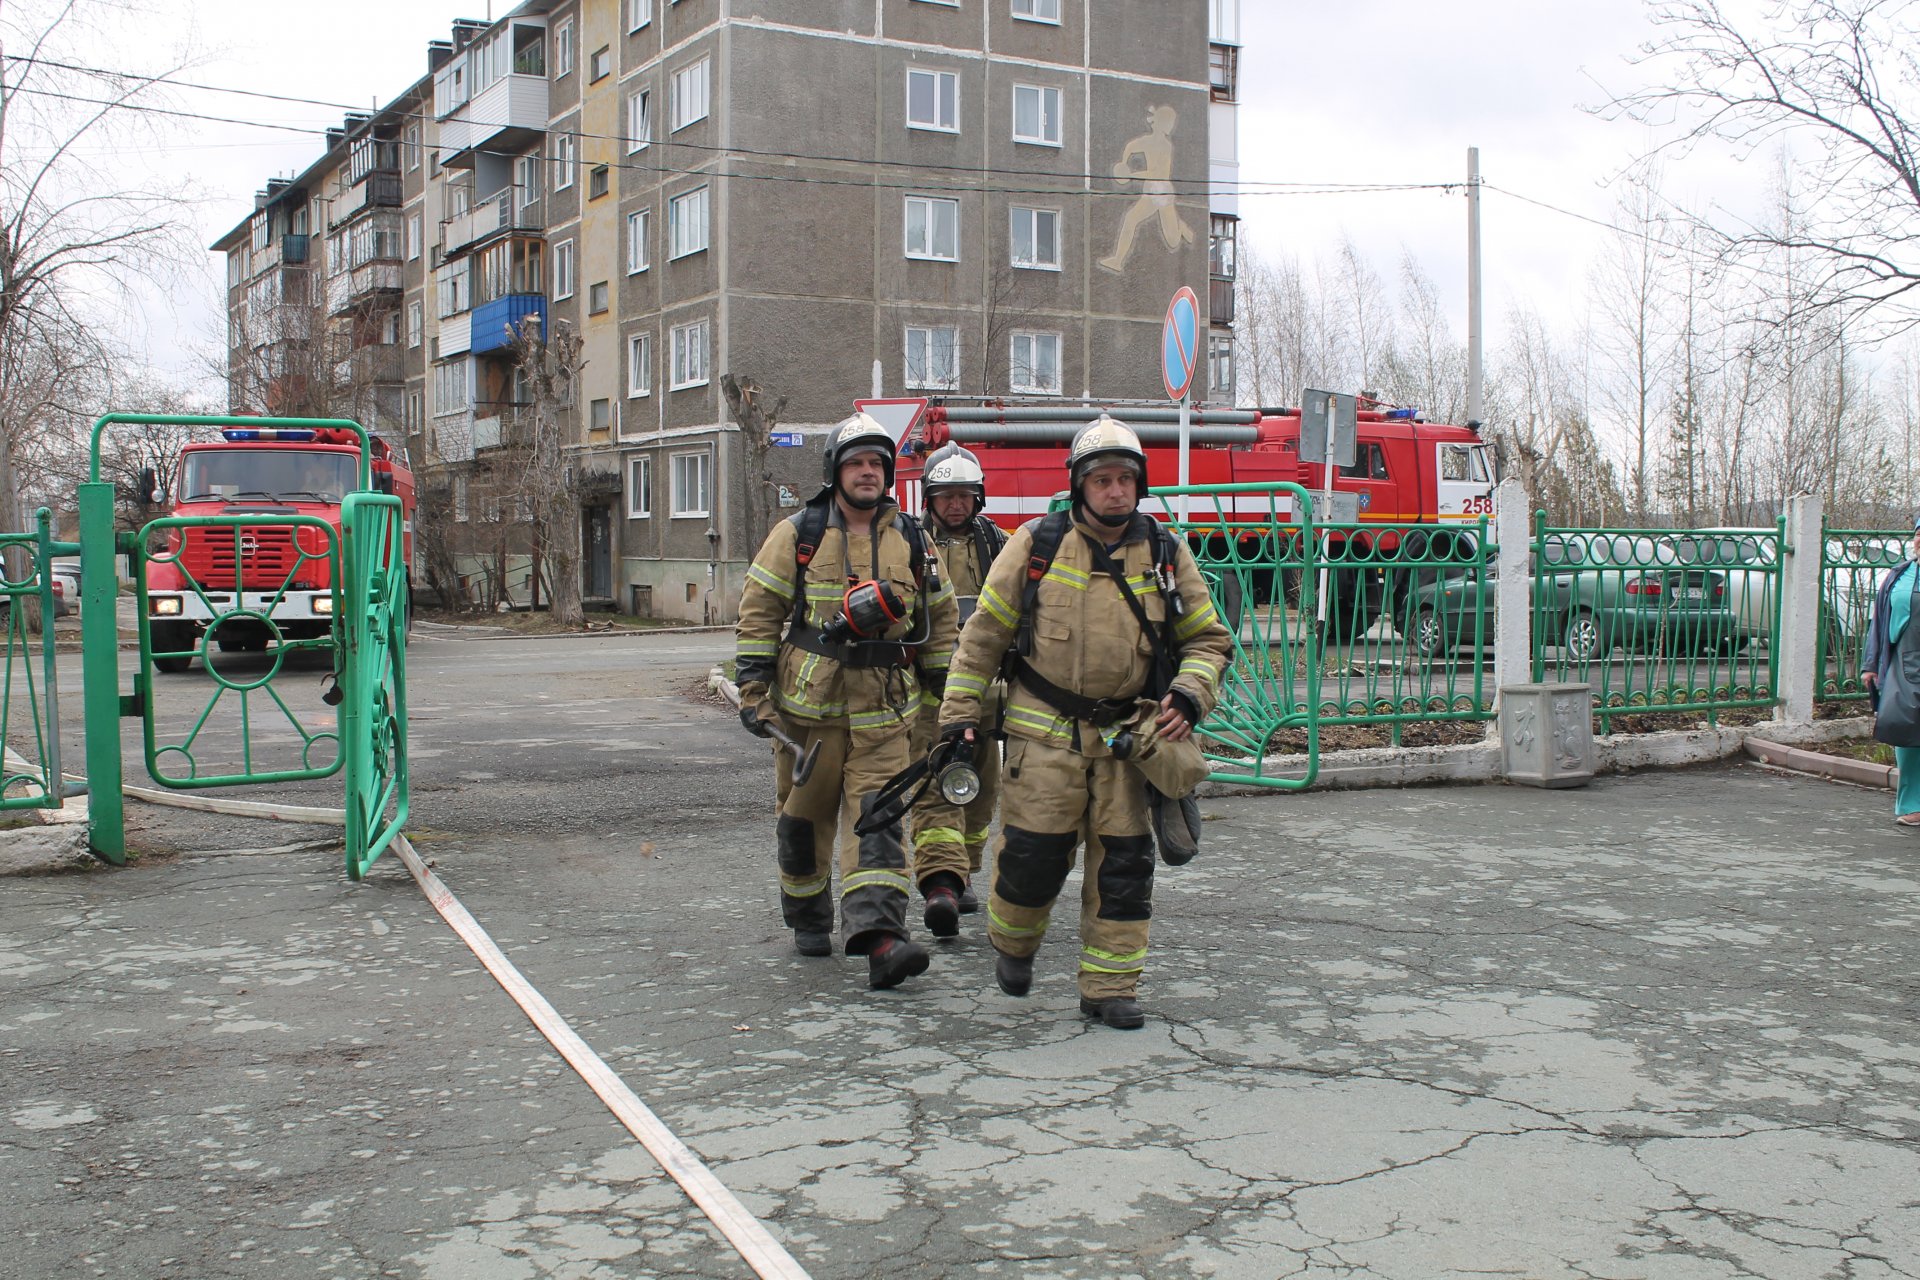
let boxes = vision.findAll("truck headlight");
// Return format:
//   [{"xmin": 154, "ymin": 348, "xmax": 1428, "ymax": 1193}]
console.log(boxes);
[
  {"xmin": 151, "ymin": 595, "xmax": 183, "ymax": 616},
  {"xmin": 313, "ymin": 595, "xmax": 334, "ymax": 615}
]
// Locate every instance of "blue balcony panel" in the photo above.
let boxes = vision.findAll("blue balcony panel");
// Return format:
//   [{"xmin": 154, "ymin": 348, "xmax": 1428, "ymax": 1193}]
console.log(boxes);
[{"xmin": 470, "ymin": 294, "xmax": 547, "ymax": 355}]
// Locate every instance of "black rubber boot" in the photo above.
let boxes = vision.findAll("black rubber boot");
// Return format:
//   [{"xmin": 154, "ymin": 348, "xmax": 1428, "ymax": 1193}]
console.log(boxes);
[
  {"xmin": 1079, "ymin": 996, "xmax": 1145, "ymax": 1030},
  {"xmin": 923, "ymin": 887, "xmax": 960, "ymax": 938},
  {"xmin": 957, "ymin": 881, "xmax": 980, "ymax": 913},
  {"xmin": 994, "ymin": 949, "xmax": 1033, "ymax": 997},
  {"xmin": 793, "ymin": 930, "xmax": 832, "ymax": 957},
  {"xmin": 867, "ymin": 936, "xmax": 930, "ymax": 990}
]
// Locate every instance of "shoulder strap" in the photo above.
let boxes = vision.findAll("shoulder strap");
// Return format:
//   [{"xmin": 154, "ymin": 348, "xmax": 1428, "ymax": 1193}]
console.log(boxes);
[
  {"xmin": 790, "ymin": 498, "xmax": 832, "ymax": 570},
  {"xmin": 1017, "ymin": 511, "xmax": 1074, "ymax": 635},
  {"xmin": 892, "ymin": 509, "xmax": 932, "ymax": 589}
]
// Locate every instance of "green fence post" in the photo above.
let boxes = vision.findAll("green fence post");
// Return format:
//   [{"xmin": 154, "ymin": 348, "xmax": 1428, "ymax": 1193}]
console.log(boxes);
[{"xmin": 77, "ymin": 481, "xmax": 126, "ymax": 864}]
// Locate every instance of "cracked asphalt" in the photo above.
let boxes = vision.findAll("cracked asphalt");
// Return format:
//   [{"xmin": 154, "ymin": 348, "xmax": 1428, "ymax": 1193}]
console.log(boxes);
[{"xmin": 3, "ymin": 624, "xmax": 1919, "ymax": 1278}]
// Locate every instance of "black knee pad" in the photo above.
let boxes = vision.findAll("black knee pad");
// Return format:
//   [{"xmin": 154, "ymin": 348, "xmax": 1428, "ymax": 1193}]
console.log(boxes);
[
  {"xmin": 994, "ymin": 825, "xmax": 1077, "ymax": 908},
  {"xmin": 855, "ymin": 800, "xmax": 906, "ymax": 870},
  {"xmin": 1095, "ymin": 833, "xmax": 1155, "ymax": 922},
  {"xmin": 776, "ymin": 815, "xmax": 816, "ymax": 876}
]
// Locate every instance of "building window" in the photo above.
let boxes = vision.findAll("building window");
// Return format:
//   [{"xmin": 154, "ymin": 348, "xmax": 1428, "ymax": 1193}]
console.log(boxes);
[
  {"xmin": 906, "ymin": 68, "xmax": 958, "ymax": 133},
  {"xmin": 628, "ymin": 455, "xmax": 652, "ymax": 518},
  {"xmin": 628, "ymin": 332, "xmax": 652, "ymax": 397},
  {"xmin": 905, "ymin": 325, "xmax": 959, "ymax": 390},
  {"xmin": 227, "ymin": 250, "xmax": 244, "ymax": 287},
  {"xmin": 589, "ymin": 280, "xmax": 609, "ymax": 314},
  {"xmin": 627, "ymin": 89, "xmax": 651, "ymax": 153},
  {"xmin": 407, "ymin": 214, "xmax": 423, "ymax": 261},
  {"xmin": 1210, "ymin": 0, "xmax": 1239, "ymax": 44},
  {"xmin": 379, "ymin": 311, "xmax": 401, "ymax": 345},
  {"xmin": 1010, "ymin": 331, "xmax": 1061, "ymax": 393},
  {"xmin": 670, "ymin": 318, "xmax": 709, "ymax": 389},
  {"xmin": 670, "ymin": 58, "xmax": 709, "ymax": 131},
  {"xmin": 437, "ymin": 261, "xmax": 471, "ymax": 317},
  {"xmin": 1208, "ymin": 334, "xmax": 1234, "ymax": 398},
  {"xmin": 433, "ymin": 360, "xmax": 470, "ymax": 415},
  {"xmin": 1209, "ymin": 214, "xmax": 1237, "ymax": 278},
  {"xmin": 555, "ymin": 18, "xmax": 574, "ymax": 76},
  {"xmin": 1010, "ymin": 205, "xmax": 1060, "ymax": 270},
  {"xmin": 589, "ymin": 165, "xmax": 610, "ymax": 200},
  {"xmin": 668, "ymin": 186, "xmax": 709, "ymax": 258},
  {"xmin": 904, "ymin": 195, "xmax": 959, "ymax": 261},
  {"xmin": 553, "ymin": 133, "xmax": 576, "ymax": 190},
  {"xmin": 590, "ymin": 397, "xmax": 612, "ymax": 432},
  {"xmin": 553, "ymin": 238, "xmax": 575, "ymax": 299},
  {"xmin": 1209, "ymin": 44, "xmax": 1239, "ymax": 102},
  {"xmin": 627, "ymin": 208, "xmax": 651, "ymax": 274},
  {"xmin": 453, "ymin": 473, "xmax": 469, "ymax": 522},
  {"xmin": 1012, "ymin": 0, "xmax": 1061, "ymax": 22},
  {"xmin": 1012, "ymin": 84, "xmax": 1062, "ymax": 146},
  {"xmin": 515, "ymin": 154, "xmax": 543, "ymax": 207},
  {"xmin": 628, "ymin": 0, "xmax": 653, "ymax": 32},
  {"xmin": 590, "ymin": 45, "xmax": 611, "ymax": 82},
  {"xmin": 407, "ymin": 300, "xmax": 423, "ymax": 348},
  {"xmin": 404, "ymin": 123, "xmax": 422, "ymax": 171},
  {"xmin": 670, "ymin": 450, "xmax": 711, "ymax": 517}
]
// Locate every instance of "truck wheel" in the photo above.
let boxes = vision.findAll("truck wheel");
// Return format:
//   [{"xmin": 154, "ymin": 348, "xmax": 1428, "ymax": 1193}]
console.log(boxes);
[
  {"xmin": 1208, "ymin": 571, "xmax": 1245, "ymax": 636},
  {"xmin": 150, "ymin": 622, "xmax": 195, "ymax": 673},
  {"xmin": 1323, "ymin": 570, "xmax": 1380, "ymax": 643}
]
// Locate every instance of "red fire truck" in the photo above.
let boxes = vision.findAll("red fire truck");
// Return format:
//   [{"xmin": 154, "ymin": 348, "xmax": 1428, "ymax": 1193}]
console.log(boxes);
[
  {"xmin": 882, "ymin": 397, "xmax": 1498, "ymax": 634},
  {"xmin": 146, "ymin": 426, "xmax": 415, "ymax": 672}
]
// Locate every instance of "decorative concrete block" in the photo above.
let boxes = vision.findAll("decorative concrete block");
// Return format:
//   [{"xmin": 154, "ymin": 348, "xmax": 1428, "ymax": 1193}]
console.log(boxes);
[{"xmin": 1500, "ymin": 683, "xmax": 1594, "ymax": 788}]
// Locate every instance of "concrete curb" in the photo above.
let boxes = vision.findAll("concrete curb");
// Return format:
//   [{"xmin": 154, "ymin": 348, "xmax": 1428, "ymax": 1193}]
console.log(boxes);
[
  {"xmin": 1744, "ymin": 736, "xmax": 1894, "ymax": 790},
  {"xmin": 414, "ymin": 621, "xmax": 732, "ymax": 643}
]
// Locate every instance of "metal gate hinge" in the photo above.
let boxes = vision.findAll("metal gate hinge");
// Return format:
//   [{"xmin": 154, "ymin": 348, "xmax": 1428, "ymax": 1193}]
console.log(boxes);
[{"xmin": 119, "ymin": 691, "xmax": 144, "ymax": 718}]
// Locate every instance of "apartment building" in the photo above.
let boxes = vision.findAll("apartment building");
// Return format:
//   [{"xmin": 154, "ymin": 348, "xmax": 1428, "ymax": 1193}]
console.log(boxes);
[{"xmin": 214, "ymin": 0, "xmax": 1236, "ymax": 623}]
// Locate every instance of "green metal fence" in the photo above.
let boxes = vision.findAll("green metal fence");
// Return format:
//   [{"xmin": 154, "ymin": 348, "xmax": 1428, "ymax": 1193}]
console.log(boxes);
[
  {"xmin": 1531, "ymin": 518, "xmax": 1781, "ymax": 730},
  {"xmin": 1817, "ymin": 527, "xmax": 1906, "ymax": 703},
  {"xmin": 135, "ymin": 513, "xmax": 344, "ymax": 787},
  {"xmin": 340, "ymin": 492, "xmax": 409, "ymax": 880},
  {"xmin": 0, "ymin": 510, "xmax": 64, "ymax": 812}
]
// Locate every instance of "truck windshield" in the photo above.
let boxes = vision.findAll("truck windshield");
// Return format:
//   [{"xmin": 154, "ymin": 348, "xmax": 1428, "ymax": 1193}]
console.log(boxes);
[{"xmin": 180, "ymin": 450, "xmax": 357, "ymax": 503}]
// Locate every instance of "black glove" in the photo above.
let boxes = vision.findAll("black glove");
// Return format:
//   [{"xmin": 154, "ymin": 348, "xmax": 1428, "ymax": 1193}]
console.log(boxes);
[
  {"xmin": 939, "ymin": 720, "xmax": 976, "ymax": 745},
  {"xmin": 1166, "ymin": 689, "xmax": 1201, "ymax": 729},
  {"xmin": 740, "ymin": 701, "xmax": 773, "ymax": 739}
]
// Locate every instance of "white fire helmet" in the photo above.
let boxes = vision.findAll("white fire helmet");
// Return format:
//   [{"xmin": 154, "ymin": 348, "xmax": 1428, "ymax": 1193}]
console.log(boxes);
[
  {"xmin": 1066, "ymin": 414, "xmax": 1148, "ymax": 492},
  {"xmin": 922, "ymin": 443, "xmax": 986, "ymax": 515}
]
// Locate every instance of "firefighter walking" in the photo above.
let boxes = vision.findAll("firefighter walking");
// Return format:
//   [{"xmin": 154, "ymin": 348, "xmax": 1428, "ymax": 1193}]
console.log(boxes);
[
  {"xmin": 937, "ymin": 417, "xmax": 1230, "ymax": 1028},
  {"xmin": 734, "ymin": 413, "xmax": 959, "ymax": 989},
  {"xmin": 908, "ymin": 444, "xmax": 1009, "ymax": 937}
]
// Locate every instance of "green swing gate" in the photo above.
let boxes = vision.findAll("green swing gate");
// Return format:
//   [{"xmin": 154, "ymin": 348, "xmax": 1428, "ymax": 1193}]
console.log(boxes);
[
  {"xmin": 0, "ymin": 510, "xmax": 67, "ymax": 813},
  {"xmin": 81, "ymin": 414, "xmax": 408, "ymax": 879}
]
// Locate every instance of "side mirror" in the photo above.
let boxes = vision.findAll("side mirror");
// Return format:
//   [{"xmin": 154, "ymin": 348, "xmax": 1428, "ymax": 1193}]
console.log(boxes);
[
  {"xmin": 138, "ymin": 467, "xmax": 159, "ymax": 504},
  {"xmin": 372, "ymin": 471, "xmax": 394, "ymax": 494}
]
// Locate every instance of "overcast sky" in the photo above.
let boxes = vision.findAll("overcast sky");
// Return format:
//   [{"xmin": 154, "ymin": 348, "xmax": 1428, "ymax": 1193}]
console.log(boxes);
[{"xmin": 73, "ymin": 0, "xmax": 1711, "ymax": 396}]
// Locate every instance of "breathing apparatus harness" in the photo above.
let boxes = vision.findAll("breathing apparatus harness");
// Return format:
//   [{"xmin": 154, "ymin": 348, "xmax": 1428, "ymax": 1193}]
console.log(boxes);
[{"xmin": 782, "ymin": 493, "xmax": 939, "ymax": 670}]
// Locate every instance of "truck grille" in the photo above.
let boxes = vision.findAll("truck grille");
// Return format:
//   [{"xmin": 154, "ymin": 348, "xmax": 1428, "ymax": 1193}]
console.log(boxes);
[{"xmin": 179, "ymin": 524, "xmax": 300, "ymax": 589}]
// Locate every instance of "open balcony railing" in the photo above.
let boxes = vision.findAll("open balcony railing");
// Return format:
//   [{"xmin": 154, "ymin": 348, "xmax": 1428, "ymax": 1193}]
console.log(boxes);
[{"xmin": 442, "ymin": 186, "xmax": 540, "ymax": 257}]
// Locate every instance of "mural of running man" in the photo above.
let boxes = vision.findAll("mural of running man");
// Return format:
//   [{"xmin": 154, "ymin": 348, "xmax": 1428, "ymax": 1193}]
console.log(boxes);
[{"xmin": 1098, "ymin": 105, "xmax": 1195, "ymax": 273}]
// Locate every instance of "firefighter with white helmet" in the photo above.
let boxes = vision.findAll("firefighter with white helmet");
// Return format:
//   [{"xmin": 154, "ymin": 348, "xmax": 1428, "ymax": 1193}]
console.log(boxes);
[
  {"xmin": 734, "ymin": 412, "xmax": 960, "ymax": 989},
  {"xmin": 936, "ymin": 414, "xmax": 1231, "ymax": 1028},
  {"xmin": 908, "ymin": 442, "xmax": 1009, "ymax": 936}
]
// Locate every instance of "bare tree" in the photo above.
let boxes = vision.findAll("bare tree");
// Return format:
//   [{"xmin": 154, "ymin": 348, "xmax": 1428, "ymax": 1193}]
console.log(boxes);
[
  {"xmin": 506, "ymin": 315, "xmax": 586, "ymax": 626},
  {"xmin": 0, "ymin": 0, "xmax": 194, "ymax": 533},
  {"xmin": 1590, "ymin": 172, "xmax": 1676, "ymax": 521},
  {"xmin": 1606, "ymin": 0, "xmax": 1920, "ymax": 333},
  {"xmin": 722, "ymin": 374, "xmax": 788, "ymax": 557}
]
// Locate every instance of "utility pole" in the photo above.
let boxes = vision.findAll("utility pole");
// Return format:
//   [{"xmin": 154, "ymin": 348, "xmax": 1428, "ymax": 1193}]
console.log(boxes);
[{"xmin": 1466, "ymin": 146, "xmax": 1484, "ymax": 428}]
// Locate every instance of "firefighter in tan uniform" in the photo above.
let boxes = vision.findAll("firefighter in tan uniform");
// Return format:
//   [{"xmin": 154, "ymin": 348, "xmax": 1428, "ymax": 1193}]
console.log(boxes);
[
  {"xmin": 734, "ymin": 414, "xmax": 960, "ymax": 989},
  {"xmin": 937, "ymin": 417, "xmax": 1230, "ymax": 1028},
  {"xmin": 908, "ymin": 444, "xmax": 1009, "ymax": 937}
]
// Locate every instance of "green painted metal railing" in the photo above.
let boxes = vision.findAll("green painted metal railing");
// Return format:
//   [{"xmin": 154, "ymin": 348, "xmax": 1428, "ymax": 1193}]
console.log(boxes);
[
  {"xmin": 1531, "ymin": 518, "xmax": 1782, "ymax": 731},
  {"xmin": 0, "ymin": 510, "xmax": 64, "ymax": 811},
  {"xmin": 1152, "ymin": 483, "xmax": 1321, "ymax": 789},
  {"xmin": 134, "ymin": 514, "xmax": 344, "ymax": 787},
  {"xmin": 1816, "ymin": 527, "xmax": 1905, "ymax": 703},
  {"xmin": 341, "ymin": 492, "xmax": 409, "ymax": 879}
]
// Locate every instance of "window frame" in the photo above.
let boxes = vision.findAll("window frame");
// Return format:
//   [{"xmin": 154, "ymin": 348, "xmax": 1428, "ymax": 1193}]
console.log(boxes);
[
  {"xmin": 589, "ymin": 45, "xmax": 612, "ymax": 83},
  {"xmin": 515, "ymin": 154, "xmax": 543, "ymax": 207},
  {"xmin": 553, "ymin": 133, "xmax": 576, "ymax": 190},
  {"xmin": 1012, "ymin": 0, "xmax": 1061, "ymax": 23},
  {"xmin": 627, "ymin": 88, "xmax": 651, "ymax": 154},
  {"xmin": 588, "ymin": 280, "xmax": 609, "ymax": 315},
  {"xmin": 1009, "ymin": 204, "xmax": 1061, "ymax": 271},
  {"xmin": 669, "ymin": 448, "xmax": 712, "ymax": 518},
  {"xmin": 669, "ymin": 318, "xmax": 709, "ymax": 390},
  {"xmin": 553, "ymin": 237, "xmax": 576, "ymax": 300},
  {"xmin": 670, "ymin": 58, "xmax": 710, "ymax": 132},
  {"xmin": 554, "ymin": 18, "xmax": 574, "ymax": 77},
  {"xmin": 627, "ymin": 207, "xmax": 651, "ymax": 274},
  {"xmin": 589, "ymin": 164, "xmax": 610, "ymax": 200},
  {"xmin": 668, "ymin": 185, "xmax": 709, "ymax": 259},
  {"xmin": 903, "ymin": 194, "xmax": 960, "ymax": 262},
  {"xmin": 627, "ymin": 454, "xmax": 652, "ymax": 518},
  {"xmin": 407, "ymin": 300, "xmax": 424, "ymax": 349},
  {"xmin": 627, "ymin": 331, "xmax": 653, "ymax": 398},
  {"xmin": 1207, "ymin": 334, "xmax": 1235, "ymax": 399},
  {"xmin": 1012, "ymin": 83, "xmax": 1063, "ymax": 147},
  {"xmin": 628, "ymin": 0, "xmax": 654, "ymax": 32},
  {"xmin": 589, "ymin": 397, "xmax": 612, "ymax": 432},
  {"xmin": 1009, "ymin": 330, "xmax": 1062, "ymax": 394},
  {"xmin": 905, "ymin": 67, "xmax": 959, "ymax": 133},
  {"xmin": 904, "ymin": 324, "xmax": 960, "ymax": 391}
]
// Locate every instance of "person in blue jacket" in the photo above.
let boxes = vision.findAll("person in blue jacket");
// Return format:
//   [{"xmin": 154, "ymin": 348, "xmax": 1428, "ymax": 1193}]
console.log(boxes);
[{"xmin": 1861, "ymin": 518, "xmax": 1920, "ymax": 825}]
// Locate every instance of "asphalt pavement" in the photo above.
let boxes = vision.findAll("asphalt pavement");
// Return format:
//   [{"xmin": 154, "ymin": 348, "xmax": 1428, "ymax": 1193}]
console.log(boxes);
[{"xmin": 4, "ymin": 625, "xmax": 1919, "ymax": 1278}]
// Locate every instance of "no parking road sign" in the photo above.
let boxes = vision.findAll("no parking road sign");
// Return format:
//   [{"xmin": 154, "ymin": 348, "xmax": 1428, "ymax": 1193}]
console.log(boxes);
[{"xmin": 1161, "ymin": 286, "xmax": 1200, "ymax": 402}]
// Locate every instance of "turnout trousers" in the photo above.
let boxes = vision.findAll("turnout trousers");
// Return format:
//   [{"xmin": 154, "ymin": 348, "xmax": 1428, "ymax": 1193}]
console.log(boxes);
[
  {"xmin": 771, "ymin": 716, "xmax": 913, "ymax": 953},
  {"xmin": 986, "ymin": 736, "xmax": 1155, "ymax": 1001},
  {"xmin": 907, "ymin": 708, "xmax": 1002, "ymax": 890}
]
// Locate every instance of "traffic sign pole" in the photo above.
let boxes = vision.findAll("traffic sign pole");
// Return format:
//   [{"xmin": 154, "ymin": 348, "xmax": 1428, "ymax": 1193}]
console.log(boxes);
[
  {"xmin": 1177, "ymin": 390, "xmax": 1191, "ymax": 522},
  {"xmin": 1161, "ymin": 286, "xmax": 1201, "ymax": 524}
]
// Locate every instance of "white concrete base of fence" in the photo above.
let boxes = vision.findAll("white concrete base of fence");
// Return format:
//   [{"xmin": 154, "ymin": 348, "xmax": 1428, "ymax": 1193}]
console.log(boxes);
[{"xmin": 1201, "ymin": 715, "xmax": 1875, "ymax": 797}]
